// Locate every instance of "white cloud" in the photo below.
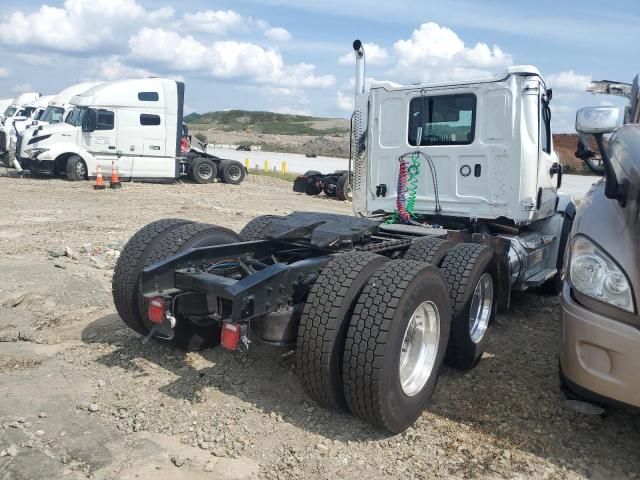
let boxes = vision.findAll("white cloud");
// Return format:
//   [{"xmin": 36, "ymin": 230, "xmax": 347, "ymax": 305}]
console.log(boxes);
[
  {"xmin": 127, "ymin": 28, "xmax": 335, "ymax": 89},
  {"xmin": 264, "ymin": 27, "xmax": 292, "ymax": 43},
  {"xmin": 0, "ymin": 0, "xmax": 174, "ymax": 53},
  {"xmin": 274, "ymin": 106, "xmax": 312, "ymax": 116},
  {"xmin": 12, "ymin": 83, "xmax": 34, "ymax": 93},
  {"xmin": 390, "ymin": 22, "xmax": 512, "ymax": 83},
  {"xmin": 336, "ymin": 91, "xmax": 353, "ymax": 112},
  {"xmin": 547, "ymin": 70, "xmax": 591, "ymax": 92},
  {"xmin": 0, "ymin": 67, "xmax": 9, "ymax": 78},
  {"xmin": 339, "ymin": 43, "xmax": 389, "ymax": 66},
  {"xmin": 182, "ymin": 10, "xmax": 244, "ymax": 34},
  {"xmin": 92, "ymin": 56, "xmax": 154, "ymax": 81},
  {"xmin": 335, "ymin": 77, "xmax": 377, "ymax": 111}
]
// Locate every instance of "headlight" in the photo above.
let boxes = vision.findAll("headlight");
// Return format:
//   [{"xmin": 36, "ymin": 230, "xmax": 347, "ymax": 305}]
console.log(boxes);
[
  {"xmin": 25, "ymin": 147, "xmax": 49, "ymax": 158},
  {"xmin": 568, "ymin": 235, "xmax": 635, "ymax": 312}
]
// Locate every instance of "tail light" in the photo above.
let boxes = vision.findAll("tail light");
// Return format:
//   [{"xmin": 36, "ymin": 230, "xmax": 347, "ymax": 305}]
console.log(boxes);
[
  {"xmin": 180, "ymin": 137, "xmax": 189, "ymax": 154},
  {"xmin": 221, "ymin": 323, "xmax": 240, "ymax": 350},
  {"xmin": 148, "ymin": 297, "xmax": 166, "ymax": 324}
]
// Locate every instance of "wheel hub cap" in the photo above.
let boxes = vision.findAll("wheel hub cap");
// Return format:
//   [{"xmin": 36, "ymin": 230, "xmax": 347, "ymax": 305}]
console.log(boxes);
[
  {"xmin": 228, "ymin": 165, "xmax": 241, "ymax": 180},
  {"xmin": 399, "ymin": 301, "xmax": 440, "ymax": 397},
  {"xmin": 198, "ymin": 164, "xmax": 212, "ymax": 178},
  {"xmin": 469, "ymin": 273, "xmax": 493, "ymax": 344}
]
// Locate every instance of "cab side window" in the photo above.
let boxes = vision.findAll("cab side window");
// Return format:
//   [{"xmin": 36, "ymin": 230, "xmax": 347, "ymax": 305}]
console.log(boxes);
[
  {"xmin": 540, "ymin": 99, "xmax": 551, "ymax": 154},
  {"xmin": 96, "ymin": 110, "xmax": 114, "ymax": 131},
  {"xmin": 140, "ymin": 114, "xmax": 161, "ymax": 126}
]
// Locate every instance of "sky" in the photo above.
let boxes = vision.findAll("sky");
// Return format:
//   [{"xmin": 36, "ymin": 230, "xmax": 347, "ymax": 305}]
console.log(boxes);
[{"xmin": 0, "ymin": 0, "xmax": 637, "ymax": 132}]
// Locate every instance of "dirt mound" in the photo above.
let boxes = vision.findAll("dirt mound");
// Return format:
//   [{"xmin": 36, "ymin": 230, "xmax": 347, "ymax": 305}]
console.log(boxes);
[{"xmin": 301, "ymin": 136, "xmax": 349, "ymax": 158}]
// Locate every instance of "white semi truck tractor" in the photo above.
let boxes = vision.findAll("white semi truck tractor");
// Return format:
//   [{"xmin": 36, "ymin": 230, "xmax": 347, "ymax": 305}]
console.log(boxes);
[
  {"xmin": 16, "ymin": 82, "xmax": 103, "ymax": 169},
  {"xmin": 0, "ymin": 92, "xmax": 41, "ymax": 168},
  {"xmin": 110, "ymin": 40, "xmax": 573, "ymax": 433}
]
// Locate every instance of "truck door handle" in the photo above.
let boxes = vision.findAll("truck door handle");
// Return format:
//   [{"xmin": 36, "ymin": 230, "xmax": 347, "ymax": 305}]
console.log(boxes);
[{"xmin": 108, "ymin": 146, "xmax": 115, "ymax": 150}]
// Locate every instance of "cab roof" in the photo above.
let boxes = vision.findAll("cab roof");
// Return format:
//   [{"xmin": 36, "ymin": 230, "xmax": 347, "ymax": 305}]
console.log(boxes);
[
  {"xmin": 70, "ymin": 78, "xmax": 179, "ymax": 108},
  {"xmin": 370, "ymin": 65, "xmax": 544, "ymax": 92}
]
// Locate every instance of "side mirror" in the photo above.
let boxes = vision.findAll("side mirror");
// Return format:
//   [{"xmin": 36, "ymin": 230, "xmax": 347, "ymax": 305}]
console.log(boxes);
[
  {"xmin": 82, "ymin": 109, "xmax": 96, "ymax": 133},
  {"xmin": 576, "ymin": 107, "xmax": 627, "ymax": 206},
  {"xmin": 575, "ymin": 106, "xmax": 619, "ymax": 135}
]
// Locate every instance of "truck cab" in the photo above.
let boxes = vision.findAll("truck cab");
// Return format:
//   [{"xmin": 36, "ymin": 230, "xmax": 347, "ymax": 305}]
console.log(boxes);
[
  {"xmin": 355, "ymin": 67, "xmax": 562, "ymax": 224},
  {"xmin": 26, "ymin": 78, "xmax": 184, "ymax": 181},
  {"xmin": 351, "ymin": 39, "xmax": 573, "ymax": 295},
  {"xmin": 0, "ymin": 92, "xmax": 41, "ymax": 165},
  {"xmin": 16, "ymin": 82, "xmax": 103, "ymax": 166},
  {"xmin": 12, "ymin": 95, "xmax": 55, "ymax": 139}
]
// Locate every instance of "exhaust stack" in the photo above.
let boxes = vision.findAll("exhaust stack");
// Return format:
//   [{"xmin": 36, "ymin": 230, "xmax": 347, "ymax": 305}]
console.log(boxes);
[
  {"xmin": 353, "ymin": 39, "xmax": 365, "ymax": 96},
  {"xmin": 350, "ymin": 39, "xmax": 368, "ymax": 215}
]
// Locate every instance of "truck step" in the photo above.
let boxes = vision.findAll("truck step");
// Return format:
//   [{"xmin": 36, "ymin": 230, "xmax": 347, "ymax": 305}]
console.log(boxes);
[
  {"xmin": 525, "ymin": 268, "xmax": 557, "ymax": 287},
  {"xmin": 379, "ymin": 223, "xmax": 447, "ymax": 237}
]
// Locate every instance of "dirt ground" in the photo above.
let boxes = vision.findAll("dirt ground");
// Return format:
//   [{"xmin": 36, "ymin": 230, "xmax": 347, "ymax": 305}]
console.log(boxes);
[{"xmin": 0, "ymin": 172, "xmax": 639, "ymax": 480}]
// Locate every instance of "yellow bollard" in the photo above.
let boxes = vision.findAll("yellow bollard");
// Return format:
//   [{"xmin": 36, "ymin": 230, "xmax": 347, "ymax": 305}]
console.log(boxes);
[
  {"xmin": 244, "ymin": 158, "xmax": 250, "ymax": 170},
  {"xmin": 281, "ymin": 162, "xmax": 287, "ymax": 175},
  {"xmin": 264, "ymin": 160, "xmax": 269, "ymax": 173}
]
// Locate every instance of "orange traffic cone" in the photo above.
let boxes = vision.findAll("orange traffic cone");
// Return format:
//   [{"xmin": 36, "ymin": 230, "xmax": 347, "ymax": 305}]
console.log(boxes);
[
  {"xmin": 94, "ymin": 165, "xmax": 106, "ymax": 190},
  {"xmin": 109, "ymin": 160, "xmax": 122, "ymax": 189}
]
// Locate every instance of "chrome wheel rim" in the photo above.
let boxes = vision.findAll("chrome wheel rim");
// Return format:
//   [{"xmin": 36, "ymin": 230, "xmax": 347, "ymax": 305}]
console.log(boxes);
[
  {"xmin": 198, "ymin": 163, "xmax": 213, "ymax": 179},
  {"xmin": 399, "ymin": 301, "xmax": 440, "ymax": 397},
  {"xmin": 469, "ymin": 273, "xmax": 493, "ymax": 344},
  {"xmin": 76, "ymin": 161, "xmax": 86, "ymax": 177},
  {"xmin": 228, "ymin": 165, "xmax": 242, "ymax": 181}
]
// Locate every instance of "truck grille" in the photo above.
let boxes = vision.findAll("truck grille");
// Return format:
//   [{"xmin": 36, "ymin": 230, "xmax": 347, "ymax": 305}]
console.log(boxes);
[{"xmin": 0, "ymin": 131, "xmax": 6, "ymax": 153}]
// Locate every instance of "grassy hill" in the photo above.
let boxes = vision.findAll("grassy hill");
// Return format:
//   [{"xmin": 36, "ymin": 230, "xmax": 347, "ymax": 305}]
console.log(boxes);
[{"xmin": 185, "ymin": 110, "xmax": 349, "ymax": 136}]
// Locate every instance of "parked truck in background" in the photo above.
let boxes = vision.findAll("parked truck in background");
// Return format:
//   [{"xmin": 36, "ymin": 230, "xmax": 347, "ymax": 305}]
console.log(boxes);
[
  {"xmin": 23, "ymin": 78, "xmax": 245, "ymax": 184},
  {"xmin": 12, "ymin": 95, "xmax": 55, "ymax": 140},
  {"xmin": 0, "ymin": 98, "xmax": 13, "ymax": 121},
  {"xmin": 16, "ymin": 82, "xmax": 103, "ymax": 168},
  {"xmin": 110, "ymin": 40, "xmax": 573, "ymax": 433},
  {"xmin": 0, "ymin": 92, "xmax": 41, "ymax": 167}
]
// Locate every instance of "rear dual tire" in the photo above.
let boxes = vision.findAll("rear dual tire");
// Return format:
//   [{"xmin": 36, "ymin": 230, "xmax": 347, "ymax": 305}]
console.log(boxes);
[
  {"xmin": 219, "ymin": 160, "xmax": 245, "ymax": 185},
  {"xmin": 440, "ymin": 243, "xmax": 497, "ymax": 370},
  {"xmin": 191, "ymin": 157, "xmax": 217, "ymax": 184},
  {"xmin": 112, "ymin": 219, "xmax": 241, "ymax": 350},
  {"xmin": 297, "ymin": 251, "xmax": 389, "ymax": 411},
  {"xmin": 342, "ymin": 260, "xmax": 451, "ymax": 433}
]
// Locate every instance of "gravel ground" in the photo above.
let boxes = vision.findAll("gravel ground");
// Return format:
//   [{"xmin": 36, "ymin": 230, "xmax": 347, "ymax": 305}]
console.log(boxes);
[{"xmin": 1, "ymin": 173, "xmax": 639, "ymax": 480}]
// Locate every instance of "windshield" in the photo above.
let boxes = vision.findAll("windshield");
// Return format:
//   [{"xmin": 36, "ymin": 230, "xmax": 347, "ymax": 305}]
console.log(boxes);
[
  {"xmin": 16, "ymin": 107, "xmax": 36, "ymax": 118},
  {"xmin": 4, "ymin": 107, "xmax": 17, "ymax": 117},
  {"xmin": 65, "ymin": 107, "xmax": 87, "ymax": 127},
  {"xmin": 41, "ymin": 106, "xmax": 65, "ymax": 124}
]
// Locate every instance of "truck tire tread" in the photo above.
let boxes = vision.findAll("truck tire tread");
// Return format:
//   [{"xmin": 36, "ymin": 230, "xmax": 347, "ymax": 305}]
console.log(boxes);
[
  {"xmin": 112, "ymin": 219, "xmax": 192, "ymax": 335},
  {"xmin": 239, "ymin": 215, "xmax": 286, "ymax": 241},
  {"xmin": 297, "ymin": 251, "xmax": 389, "ymax": 411},
  {"xmin": 440, "ymin": 243, "xmax": 496, "ymax": 369},
  {"xmin": 343, "ymin": 260, "xmax": 451, "ymax": 432},
  {"xmin": 403, "ymin": 237, "xmax": 453, "ymax": 266}
]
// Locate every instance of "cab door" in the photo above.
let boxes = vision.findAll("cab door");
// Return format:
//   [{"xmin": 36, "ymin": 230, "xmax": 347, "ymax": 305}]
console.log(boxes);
[
  {"xmin": 537, "ymin": 91, "xmax": 559, "ymax": 216},
  {"xmin": 81, "ymin": 108, "xmax": 120, "ymax": 175}
]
